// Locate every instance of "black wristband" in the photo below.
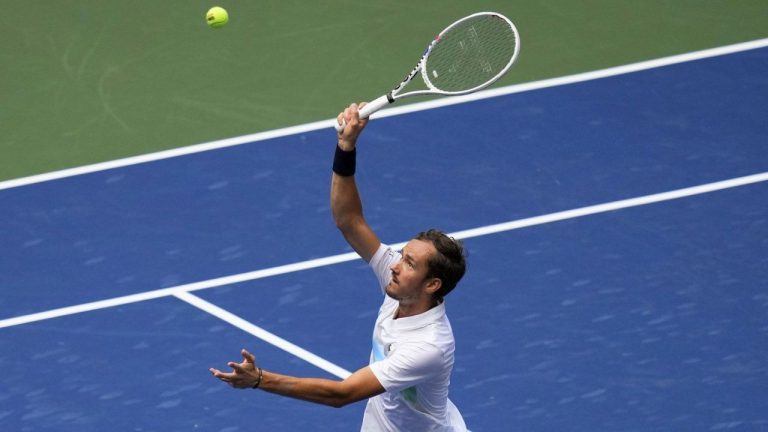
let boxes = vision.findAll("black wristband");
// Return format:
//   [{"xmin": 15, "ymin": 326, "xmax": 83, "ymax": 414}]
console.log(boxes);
[{"xmin": 333, "ymin": 144, "xmax": 356, "ymax": 177}]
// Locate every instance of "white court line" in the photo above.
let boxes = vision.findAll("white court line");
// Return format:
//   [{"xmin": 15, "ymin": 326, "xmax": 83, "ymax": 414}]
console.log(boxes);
[
  {"xmin": 1, "ymin": 171, "xmax": 767, "ymax": 330},
  {"xmin": 451, "ymin": 172, "xmax": 768, "ymax": 240},
  {"xmin": 0, "ymin": 252, "xmax": 363, "ymax": 329},
  {"xmin": 174, "ymin": 291, "xmax": 352, "ymax": 379},
  {"xmin": 1, "ymin": 37, "xmax": 767, "ymax": 192}
]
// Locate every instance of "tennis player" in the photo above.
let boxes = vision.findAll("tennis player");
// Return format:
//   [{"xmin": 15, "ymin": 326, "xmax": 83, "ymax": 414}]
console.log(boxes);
[{"xmin": 210, "ymin": 102, "xmax": 468, "ymax": 431}]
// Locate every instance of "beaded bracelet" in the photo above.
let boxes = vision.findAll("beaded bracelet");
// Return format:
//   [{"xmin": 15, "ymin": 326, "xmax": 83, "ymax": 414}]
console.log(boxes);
[{"xmin": 252, "ymin": 368, "xmax": 263, "ymax": 389}]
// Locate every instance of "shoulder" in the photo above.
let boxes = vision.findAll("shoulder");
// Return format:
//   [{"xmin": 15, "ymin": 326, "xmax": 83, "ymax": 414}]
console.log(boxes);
[
  {"xmin": 370, "ymin": 342, "xmax": 446, "ymax": 386},
  {"xmin": 369, "ymin": 244, "xmax": 402, "ymax": 295},
  {"xmin": 369, "ymin": 244, "xmax": 401, "ymax": 268},
  {"xmin": 390, "ymin": 341, "xmax": 446, "ymax": 369}
]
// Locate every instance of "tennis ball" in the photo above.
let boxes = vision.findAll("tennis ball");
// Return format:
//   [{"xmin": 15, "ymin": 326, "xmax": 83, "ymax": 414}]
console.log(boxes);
[{"xmin": 206, "ymin": 6, "xmax": 229, "ymax": 29}]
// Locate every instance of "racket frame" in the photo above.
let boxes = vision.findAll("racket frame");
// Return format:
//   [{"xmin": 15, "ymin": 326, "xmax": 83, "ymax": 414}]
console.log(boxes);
[{"xmin": 337, "ymin": 11, "xmax": 520, "ymax": 130}]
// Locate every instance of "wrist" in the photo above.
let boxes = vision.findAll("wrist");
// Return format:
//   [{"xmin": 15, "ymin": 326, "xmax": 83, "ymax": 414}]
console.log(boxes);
[
  {"xmin": 337, "ymin": 140, "xmax": 356, "ymax": 152},
  {"xmin": 333, "ymin": 143, "xmax": 357, "ymax": 176},
  {"xmin": 252, "ymin": 367, "xmax": 263, "ymax": 389}
]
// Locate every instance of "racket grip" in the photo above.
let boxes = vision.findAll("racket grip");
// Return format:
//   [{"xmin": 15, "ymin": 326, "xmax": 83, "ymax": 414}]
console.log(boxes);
[{"xmin": 334, "ymin": 95, "xmax": 393, "ymax": 132}]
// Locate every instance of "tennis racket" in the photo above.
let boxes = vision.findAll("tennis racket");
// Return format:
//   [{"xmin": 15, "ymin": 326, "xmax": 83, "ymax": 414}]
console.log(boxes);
[{"xmin": 335, "ymin": 11, "xmax": 520, "ymax": 132}]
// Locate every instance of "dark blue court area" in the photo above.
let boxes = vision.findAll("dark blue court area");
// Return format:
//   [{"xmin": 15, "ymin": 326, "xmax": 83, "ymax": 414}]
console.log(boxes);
[{"xmin": 1, "ymin": 48, "xmax": 767, "ymax": 431}]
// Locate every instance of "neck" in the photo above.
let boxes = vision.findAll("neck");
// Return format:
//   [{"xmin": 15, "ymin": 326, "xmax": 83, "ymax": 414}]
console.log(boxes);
[{"xmin": 395, "ymin": 297, "xmax": 440, "ymax": 319}]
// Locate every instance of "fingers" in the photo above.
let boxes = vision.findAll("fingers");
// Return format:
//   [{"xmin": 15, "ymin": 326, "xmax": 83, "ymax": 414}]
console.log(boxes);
[
  {"xmin": 228, "ymin": 362, "xmax": 248, "ymax": 373},
  {"xmin": 210, "ymin": 366, "xmax": 247, "ymax": 387},
  {"xmin": 347, "ymin": 102, "xmax": 368, "ymax": 122},
  {"xmin": 337, "ymin": 104, "xmax": 356, "ymax": 130},
  {"xmin": 241, "ymin": 348, "xmax": 256, "ymax": 364},
  {"xmin": 352, "ymin": 102, "xmax": 369, "ymax": 130},
  {"xmin": 337, "ymin": 102, "xmax": 369, "ymax": 146},
  {"xmin": 211, "ymin": 363, "xmax": 257, "ymax": 390},
  {"xmin": 337, "ymin": 102, "xmax": 368, "ymax": 131},
  {"xmin": 210, "ymin": 367, "xmax": 234, "ymax": 383},
  {"xmin": 344, "ymin": 103, "xmax": 359, "ymax": 129}
]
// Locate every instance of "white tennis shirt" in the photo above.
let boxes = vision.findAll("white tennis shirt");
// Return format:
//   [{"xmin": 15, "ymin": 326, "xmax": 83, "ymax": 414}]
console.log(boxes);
[{"xmin": 361, "ymin": 244, "xmax": 467, "ymax": 432}]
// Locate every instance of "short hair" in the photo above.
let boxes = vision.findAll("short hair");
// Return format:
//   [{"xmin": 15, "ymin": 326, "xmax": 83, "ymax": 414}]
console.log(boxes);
[{"xmin": 415, "ymin": 229, "xmax": 467, "ymax": 299}]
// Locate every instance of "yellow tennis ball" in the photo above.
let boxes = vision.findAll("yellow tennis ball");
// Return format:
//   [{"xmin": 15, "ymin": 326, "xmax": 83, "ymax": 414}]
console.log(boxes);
[{"xmin": 206, "ymin": 6, "xmax": 229, "ymax": 29}]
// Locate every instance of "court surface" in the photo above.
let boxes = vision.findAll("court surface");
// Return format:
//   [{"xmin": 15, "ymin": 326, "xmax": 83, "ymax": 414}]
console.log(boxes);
[{"xmin": 1, "ymin": 46, "xmax": 767, "ymax": 431}]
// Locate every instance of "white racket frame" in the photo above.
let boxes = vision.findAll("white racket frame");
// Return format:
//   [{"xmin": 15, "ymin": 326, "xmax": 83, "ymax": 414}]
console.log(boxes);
[{"xmin": 335, "ymin": 11, "xmax": 520, "ymax": 131}]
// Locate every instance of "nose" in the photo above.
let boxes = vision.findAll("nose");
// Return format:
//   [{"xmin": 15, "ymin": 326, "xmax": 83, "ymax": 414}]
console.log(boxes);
[{"xmin": 390, "ymin": 261, "xmax": 401, "ymax": 274}]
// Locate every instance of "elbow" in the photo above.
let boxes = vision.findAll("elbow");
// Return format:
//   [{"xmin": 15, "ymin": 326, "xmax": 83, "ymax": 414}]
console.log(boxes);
[
  {"xmin": 331, "ymin": 394, "xmax": 360, "ymax": 409},
  {"xmin": 324, "ymin": 385, "xmax": 359, "ymax": 409},
  {"xmin": 328, "ymin": 400, "xmax": 348, "ymax": 409},
  {"xmin": 328, "ymin": 388, "xmax": 357, "ymax": 408},
  {"xmin": 333, "ymin": 216, "xmax": 349, "ymax": 232},
  {"xmin": 318, "ymin": 395, "xmax": 350, "ymax": 409},
  {"xmin": 319, "ymin": 370, "xmax": 383, "ymax": 409},
  {"xmin": 334, "ymin": 214, "xmax": 363, "ymax": 234}
]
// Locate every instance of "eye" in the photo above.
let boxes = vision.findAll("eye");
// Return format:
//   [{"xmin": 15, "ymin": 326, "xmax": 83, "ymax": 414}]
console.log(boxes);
[{"xmin": 397, "ymin": 249, "xmax": 414, "ymax": 269}]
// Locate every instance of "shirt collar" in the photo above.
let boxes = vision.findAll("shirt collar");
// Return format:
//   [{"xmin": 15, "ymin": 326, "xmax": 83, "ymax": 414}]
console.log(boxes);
[{"xmin": 390, "ymin": 301, "xmax": 446, "ymax": 330}]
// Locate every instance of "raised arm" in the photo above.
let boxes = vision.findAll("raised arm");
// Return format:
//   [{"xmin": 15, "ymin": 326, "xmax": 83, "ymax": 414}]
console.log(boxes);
[{"xmin": 331, "ymin": 103, "xmax": 381, "ymax": 263}]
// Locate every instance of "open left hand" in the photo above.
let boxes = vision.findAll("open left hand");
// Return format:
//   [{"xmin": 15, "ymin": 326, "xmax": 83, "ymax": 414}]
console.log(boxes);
[{"xmin": 209, "ymin": 349, "xmax": 261, "ymax": 389}]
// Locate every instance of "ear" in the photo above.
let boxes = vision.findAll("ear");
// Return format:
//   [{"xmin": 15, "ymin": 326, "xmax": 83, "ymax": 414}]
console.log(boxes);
[{"xmin": 424, "ymin": 277, "xmax": 442, "ymax": 295}]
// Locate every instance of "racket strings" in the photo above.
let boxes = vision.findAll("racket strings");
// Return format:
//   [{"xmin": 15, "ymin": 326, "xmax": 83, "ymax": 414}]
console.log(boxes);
[{"xmin": 424, "ymin": 15, "xmax": 517, "ymax": 93}]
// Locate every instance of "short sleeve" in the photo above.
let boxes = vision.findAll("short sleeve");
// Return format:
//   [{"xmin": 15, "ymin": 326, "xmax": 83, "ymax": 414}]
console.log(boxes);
[
  {"xmin": 369, "ymin": 244, "xmax": 401, "ymax": 296},
  {"xmin": 368, "ymin": 342, "xmax": 443, "ymax": 393}
]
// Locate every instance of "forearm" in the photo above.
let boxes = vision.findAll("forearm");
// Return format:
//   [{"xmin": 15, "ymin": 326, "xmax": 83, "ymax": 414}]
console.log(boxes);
[
  {"xmin": 258, "ymin": 370, "xmax": 366, "ymax": 408},
  {"xmin": 329, "ymin": 103, "xmax": 380, "ymax": 262},
  {"xmin": 331, "ymin": 172, "xmax": 364, "ymax": 230},
  {"xmin": 329, "ymin": 169, "xmax": 381, "ymax": 262}
]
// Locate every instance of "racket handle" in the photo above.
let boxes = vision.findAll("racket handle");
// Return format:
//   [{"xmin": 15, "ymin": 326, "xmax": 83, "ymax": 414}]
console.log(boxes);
[{"xmin": 334, "ymin": 95, "xmax": 393, "ymax": 132}]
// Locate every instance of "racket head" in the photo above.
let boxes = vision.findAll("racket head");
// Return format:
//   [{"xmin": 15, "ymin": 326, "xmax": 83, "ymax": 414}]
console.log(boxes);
[{"xmin": 421, "ymin": 12, "xmax": 520, "ymax": 95}]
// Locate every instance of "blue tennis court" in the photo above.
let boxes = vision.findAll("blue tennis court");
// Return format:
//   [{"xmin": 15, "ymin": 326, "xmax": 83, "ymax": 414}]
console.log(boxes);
[{"xmin": 1, "ymin": 46, "xmax": 767, "ymax": 431}]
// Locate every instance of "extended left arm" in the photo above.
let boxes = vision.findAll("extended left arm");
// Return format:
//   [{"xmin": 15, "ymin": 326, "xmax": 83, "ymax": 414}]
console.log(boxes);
[{"xmin": 210, "ymin": 349, "xmax": 385, "ymax": 408}]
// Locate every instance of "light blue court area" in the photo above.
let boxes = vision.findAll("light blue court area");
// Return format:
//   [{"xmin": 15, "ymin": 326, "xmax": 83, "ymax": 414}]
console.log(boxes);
[{"xmin": 1, "ymin": 47, "xmax": 767, "ymax": 431}]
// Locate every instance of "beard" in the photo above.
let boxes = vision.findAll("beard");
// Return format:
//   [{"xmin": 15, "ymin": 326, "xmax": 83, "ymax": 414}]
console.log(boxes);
[{"xmin": 384, "ymin": 281, "xmax": 400, "ymax": 300}]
